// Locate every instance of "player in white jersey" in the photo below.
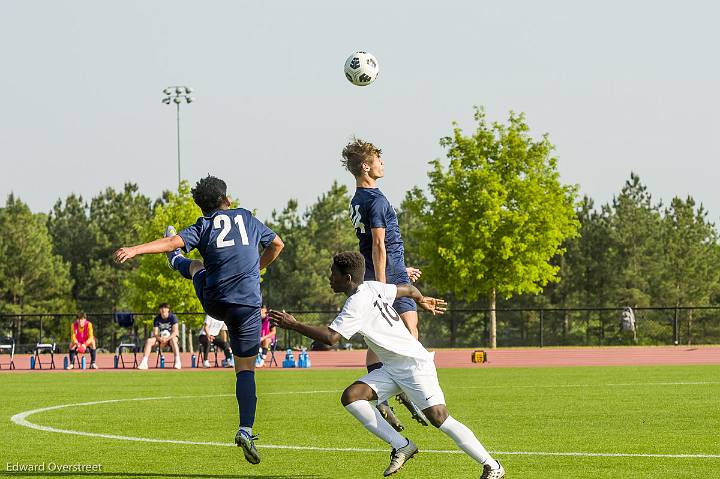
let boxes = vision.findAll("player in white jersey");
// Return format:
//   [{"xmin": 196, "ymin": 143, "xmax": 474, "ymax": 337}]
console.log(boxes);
[{"xmin": 269, "ymin": 252, "xmax": 505, "ymax": 479}]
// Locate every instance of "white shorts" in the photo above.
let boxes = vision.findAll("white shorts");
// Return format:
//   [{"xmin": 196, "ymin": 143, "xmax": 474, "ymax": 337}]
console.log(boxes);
[{"xmin": 358, "ymin": 361, "xmax": 446, "ymax": 410}]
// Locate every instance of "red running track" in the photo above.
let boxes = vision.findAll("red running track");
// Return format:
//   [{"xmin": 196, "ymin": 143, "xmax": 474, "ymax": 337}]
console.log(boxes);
[{"xmin": 2, "ymin": 346, "xmax": 719, "ymax": 372}]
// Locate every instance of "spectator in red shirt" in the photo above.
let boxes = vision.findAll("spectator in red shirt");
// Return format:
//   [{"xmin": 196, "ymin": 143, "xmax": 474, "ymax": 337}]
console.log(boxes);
[{"xmin": 68, "ymin": 312, "xmax": 97, "ymax": 369}]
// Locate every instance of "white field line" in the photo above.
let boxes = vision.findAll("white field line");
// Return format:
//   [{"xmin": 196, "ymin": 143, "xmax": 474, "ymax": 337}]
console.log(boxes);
[{"xmin": 9, "ymin": 394, "xmax": 720, "ymax": 460}]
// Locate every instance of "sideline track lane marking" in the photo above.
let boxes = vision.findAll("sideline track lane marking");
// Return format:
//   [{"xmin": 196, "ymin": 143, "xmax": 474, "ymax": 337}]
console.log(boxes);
[{"xmin": 9, "ymin": 395, "xmax": 720, "ymax": 460}]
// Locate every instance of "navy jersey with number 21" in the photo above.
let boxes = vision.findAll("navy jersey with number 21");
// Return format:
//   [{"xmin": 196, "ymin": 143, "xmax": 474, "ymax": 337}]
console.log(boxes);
[
  {"xmin": 178, "ymin": 207, "xmax": 276, "ymax": 307},
  {"xmin": 349, "ymin": 187, "xmax": 409, "ymax": 284}
]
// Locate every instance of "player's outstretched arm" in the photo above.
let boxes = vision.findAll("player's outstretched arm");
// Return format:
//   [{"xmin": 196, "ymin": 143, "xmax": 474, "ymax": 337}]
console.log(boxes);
[
  {"xmin": 259, "ymin": 235, "xmax": 284, "ymax": 270},
  {"xmin": 395, "ymin": 284, "xmax": 447, "ymax": 316},
  {"xmin": 113, "ymin": 236, "xmax": 185, "ymax": 263},
  {"xmin": 269, "ymin": 310, "xmax": 341, "ymax": 346}
]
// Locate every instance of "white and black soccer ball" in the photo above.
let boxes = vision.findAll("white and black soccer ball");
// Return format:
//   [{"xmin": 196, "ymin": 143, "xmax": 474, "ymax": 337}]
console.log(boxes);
[{"xmin": 344, "ymin": 51, "xmax": 379, "ymax": 86}]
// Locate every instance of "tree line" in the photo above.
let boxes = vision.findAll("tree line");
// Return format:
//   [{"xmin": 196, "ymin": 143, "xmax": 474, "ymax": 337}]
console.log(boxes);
[{"xmin": 2, "ymin": 109, "xmax": 719, "ymax": 346}]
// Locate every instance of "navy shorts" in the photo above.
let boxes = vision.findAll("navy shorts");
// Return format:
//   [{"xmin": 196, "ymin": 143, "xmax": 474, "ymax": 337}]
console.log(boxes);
[
  {"xmin": 192, "ymin": 269, "xmax": 262, "ymax": 357},
  {"xmin": 393, "ymin": 296, "xmax": 417, "ymax": 315},
  {"xmin": 387, "ymin": 272, "xmax": 417, "ymax": 315}
]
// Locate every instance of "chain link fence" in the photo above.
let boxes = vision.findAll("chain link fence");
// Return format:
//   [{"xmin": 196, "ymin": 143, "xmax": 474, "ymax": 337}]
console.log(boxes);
[{"xmin": 1, "ymin": 306, "xmax": 719, "ymax": 353}]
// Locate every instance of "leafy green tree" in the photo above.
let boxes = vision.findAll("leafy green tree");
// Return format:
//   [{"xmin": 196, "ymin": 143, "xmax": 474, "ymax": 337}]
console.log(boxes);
[
  {"xmin": 405, "ymin": 108, "xmax": 579, "ymax": 347},
  {"xmin": 124, "ymin": 182, "xmax": 204, "ymax": 329}
]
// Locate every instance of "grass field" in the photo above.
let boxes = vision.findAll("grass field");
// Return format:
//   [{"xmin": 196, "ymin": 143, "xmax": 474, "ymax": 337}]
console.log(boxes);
[{"xmin": 2, "ymin": 365, "xmax": 719, "ymax": 478}]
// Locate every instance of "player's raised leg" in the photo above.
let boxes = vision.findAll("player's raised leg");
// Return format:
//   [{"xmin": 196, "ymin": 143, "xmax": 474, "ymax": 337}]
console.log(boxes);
[
  {"xmin": 341, "ymin": 380, "xmax": 418, "ymax": 477},
  {"xmin": 165, "ymin": 225, "xmax": 205, "ymax": 279}
]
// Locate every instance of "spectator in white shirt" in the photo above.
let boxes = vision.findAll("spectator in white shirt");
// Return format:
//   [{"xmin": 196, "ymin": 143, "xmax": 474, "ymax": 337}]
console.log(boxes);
[{"xmin": 199, "ymin": 315, "xmax": 234, "ymax": 368}]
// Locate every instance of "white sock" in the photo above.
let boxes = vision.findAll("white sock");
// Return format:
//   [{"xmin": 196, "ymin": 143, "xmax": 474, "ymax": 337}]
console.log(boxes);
[
  {"xmin": 345, "ymin": 400, "xmax": 407, "ymax": 449},
  {"xmin": 439, "ymin": 416, "xmax": 497, "ymax": 468},
  {"xmin": 240, "ymin": 426, "xmax": 252, "ymax": 436}
]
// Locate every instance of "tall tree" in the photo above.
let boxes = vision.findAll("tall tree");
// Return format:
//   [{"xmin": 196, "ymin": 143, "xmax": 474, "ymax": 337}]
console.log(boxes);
[
  {"xmin": 405, "ymin": 108, "xmax": 579, "ymax": 347},
  {"xmin": 660, "ymin": 196, "xmax": 720, "ymax": 307},
  {"xmin": 86, "ymin": 183, "xmax": 152, "ymax": 312},
  {"xmin": 47, "ymin": 194, "xmax": 97, "ymax": 307},
  {"xmin": 606, "ymin": 173, "xmax": 664, "ymax": 307},
  {"xmin": 0, "ymin": 195, "xmax": 74, "ymax": 343},
  {"xmin": 263, "ymin": 182, "xmax": 356, "ymax": 312}
]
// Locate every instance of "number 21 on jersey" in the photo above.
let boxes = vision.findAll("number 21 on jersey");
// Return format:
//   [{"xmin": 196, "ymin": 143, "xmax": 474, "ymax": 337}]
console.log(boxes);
[{"xmin": 214, "ymin": 214, "xmax": 249, "ymax": 248}]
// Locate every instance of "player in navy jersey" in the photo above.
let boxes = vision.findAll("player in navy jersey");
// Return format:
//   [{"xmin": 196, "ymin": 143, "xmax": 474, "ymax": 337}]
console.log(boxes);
[
  {"xmin": 113, "ymin": 175, "xmax": 284, "ymax": 465},
  {"xmin": 342, "ymin": 138, "xmax": 428, "ymax": 431}
]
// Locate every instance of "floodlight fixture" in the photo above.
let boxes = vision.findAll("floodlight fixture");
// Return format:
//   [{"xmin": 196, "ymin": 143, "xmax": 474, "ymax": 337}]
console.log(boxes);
[{"xmin": 161, "ymin": 85, "xmax": 195, "ymax": 187}]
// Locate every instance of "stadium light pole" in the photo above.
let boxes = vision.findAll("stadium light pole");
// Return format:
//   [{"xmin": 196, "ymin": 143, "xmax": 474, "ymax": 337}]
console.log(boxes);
[{"xmin": 162, "ymin": 86, "xmax": 195, "ymax": 187}]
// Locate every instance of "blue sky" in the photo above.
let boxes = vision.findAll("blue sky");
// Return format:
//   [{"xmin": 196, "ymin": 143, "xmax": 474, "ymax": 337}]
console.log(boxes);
[{"xmin": 1, "ymin": 1, "xmax": 718, "ymax": 221}]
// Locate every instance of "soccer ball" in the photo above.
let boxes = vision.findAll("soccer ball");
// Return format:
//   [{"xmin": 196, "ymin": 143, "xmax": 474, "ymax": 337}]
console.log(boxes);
[
  {"xmin": 160, "ymin": 330, "xmax": 171, "ymax": 339},
  {"xmin": 344, "ymin": 51, "xmax": 379, "ymax": 86}
]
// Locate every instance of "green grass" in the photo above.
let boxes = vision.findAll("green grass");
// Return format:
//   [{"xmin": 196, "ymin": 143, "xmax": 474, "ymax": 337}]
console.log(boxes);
[{"xmin": 1, "ymin": 365, "xmax": 719, "ymax": 478}]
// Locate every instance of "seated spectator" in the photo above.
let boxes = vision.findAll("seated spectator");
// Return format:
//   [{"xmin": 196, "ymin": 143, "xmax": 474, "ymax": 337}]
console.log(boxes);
[
  {"xmin": 199, "ymin": 314, "xmax": 234, "ymax": 368},
  {"xmin": 138, "ymin": 303, "xmax": 181, "ymax": 370},
  {"xmin": 68, "ymin": 312, "xmax": 97, "ymax": 369},
  {"xmin": 257, "ymin": 306, "xmax": 276, "ymax": 368}
]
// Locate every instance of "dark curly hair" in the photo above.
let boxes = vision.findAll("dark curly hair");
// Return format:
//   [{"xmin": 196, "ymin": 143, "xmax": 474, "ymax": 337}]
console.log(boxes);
[
  {"xmin": 192, "ymin": 175, "xmax": 227, "ymax": 215},
  {"xmin": 333, "ymin": 251, "xmax": 366, "ymax": 284},
  {"xmin": 341, "ymin": 137, "xmax": 382, "ymax": 177}
]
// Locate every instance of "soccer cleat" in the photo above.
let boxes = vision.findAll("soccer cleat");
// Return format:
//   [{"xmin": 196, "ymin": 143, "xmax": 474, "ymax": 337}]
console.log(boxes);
[
  {"xmin": 90, "ymin": 363, "xmax": 98, "ymax": 369},
  {"xmin": 383, "ymin": 438, "xmax": 418, "ymax": 476},
  {"xmin": 202, "ymin": 359, "xmax": 210, "ymax": 368},
  {"xmin": 174, "ymin": 359, "xmax": 182, "ymax": 369},
  {"xmin": 67, "ymin": 363, "xmax": 74, "ymax": 370},
  {"xmin": 235, "ymin": 429, "xmax": 261, "ymax": 465},
  {"xmin": 137, "ymin": 360, "xmax": 148, "ymax": 370},
  {"xmin": 377, "ymin": 402, "xmax": 404, "ymax": 432},
  {"xmin": 396, "ymin": 393, "xmax": 429, "ymax": 426},
  {"xmin": 164, "ymin": 225, "xmax": 182, "ymax": 269},
  {"xmin": 480, "ymin": 461, "xmax": 505, "ymax": 479}
]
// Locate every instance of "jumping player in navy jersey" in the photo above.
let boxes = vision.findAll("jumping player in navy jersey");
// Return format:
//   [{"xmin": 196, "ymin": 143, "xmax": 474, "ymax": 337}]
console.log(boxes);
[
  {"xmin": 342, "ymin": 138, "xmax": 428, "ymax": 431},
  {"xmin": 113, "ymin": 175, "xmax": 284, "ymax": 465}
]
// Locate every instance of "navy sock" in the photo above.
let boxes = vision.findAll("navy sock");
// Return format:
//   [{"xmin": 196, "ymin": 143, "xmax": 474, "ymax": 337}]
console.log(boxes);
[
  {"xmin": 236, "ymin": 370, "xmax": 257, "ymax": 428},
  {"xmin": 69, "ymin": 350, "xmax": 76, "ymax": 363},
  {"xmin": 90, "ymin": 348, "xmax": 96, "ymax": 363},
  {"xmin": 173, "ymin": 256, "xmax": 193, "ymax": 280}
]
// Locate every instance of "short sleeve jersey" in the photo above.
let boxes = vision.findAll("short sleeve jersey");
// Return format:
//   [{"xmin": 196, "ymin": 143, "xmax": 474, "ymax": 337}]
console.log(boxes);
[
  {"xmin": 329, "ymin": 281, "xmax": 432, "ymax": 376},
  {"xmin": 349, "ymin": 188, "xmax": 408, "ymax": 283},
  {"xmin": 178, "ymin": 207, "xmax": 277, "ymax": 307},
  {"xmin": 154, "ymin": 313, "xmax": 178, "ymax": 334}
]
